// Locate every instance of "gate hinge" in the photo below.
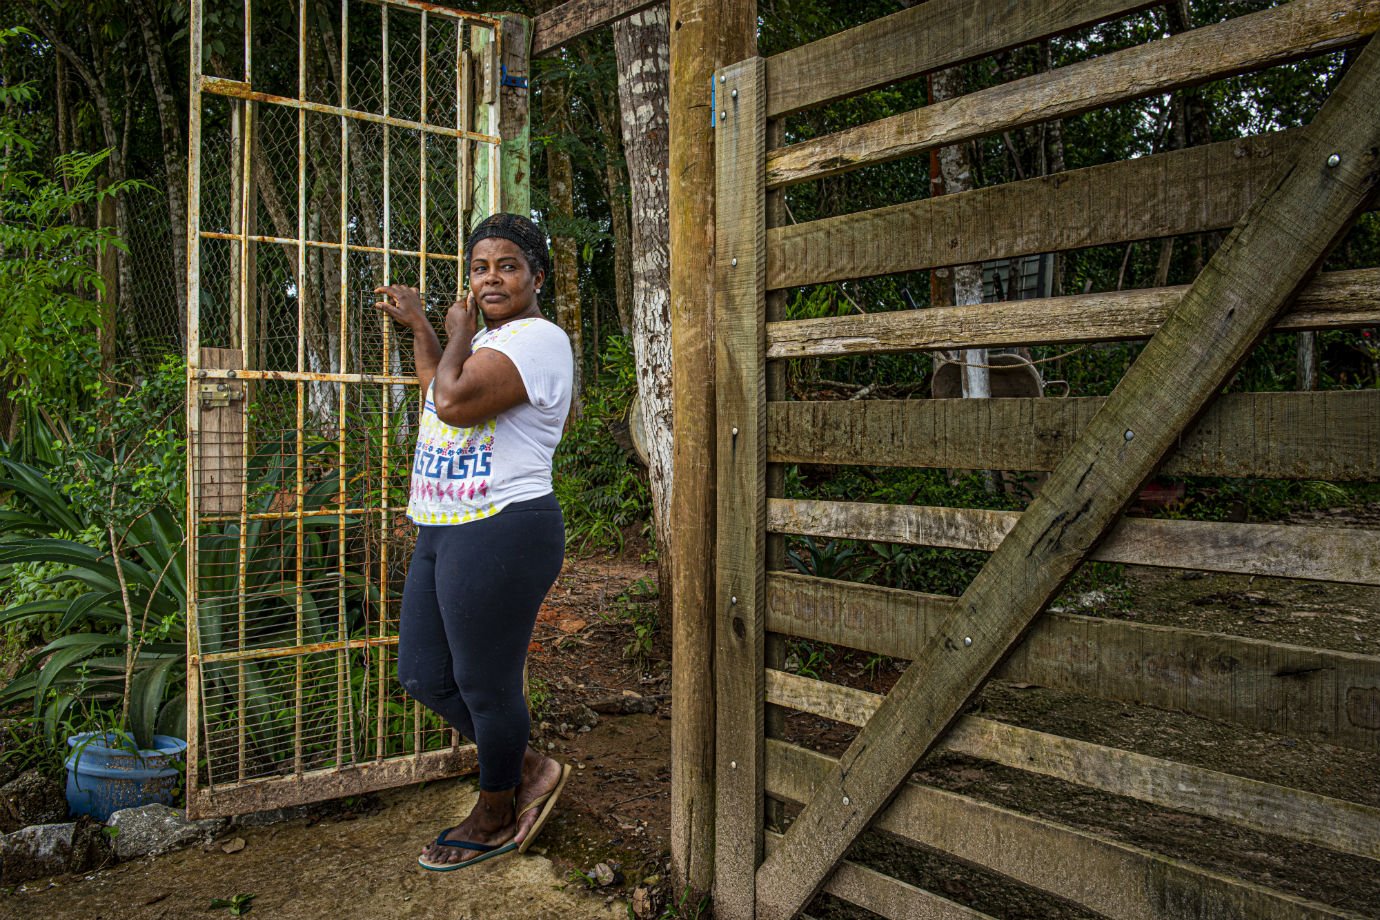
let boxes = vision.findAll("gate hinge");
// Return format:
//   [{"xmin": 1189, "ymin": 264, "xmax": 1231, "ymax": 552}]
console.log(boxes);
[
  {"xmin": 710, "ymin": 78, "xmax": 716, "ymax": 126},
  {"xmin": 199, "ymin": 382, "xmax": 245, "ymax": 409},
  {"xmin": 500, "ymin": 64, "xmax": 528, "ymax": 90}
]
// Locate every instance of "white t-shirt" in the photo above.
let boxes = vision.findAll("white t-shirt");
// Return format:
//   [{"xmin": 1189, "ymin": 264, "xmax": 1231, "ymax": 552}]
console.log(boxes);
[{"xmin": 406, "ymin": 317, "xmax": 572, "ymax": 525}]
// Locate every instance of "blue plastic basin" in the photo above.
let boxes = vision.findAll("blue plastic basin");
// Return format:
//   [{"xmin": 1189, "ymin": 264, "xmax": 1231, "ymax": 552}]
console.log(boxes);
[{"xmin": 65, "ymin": 732, "xmax": 188, "ymax": 821}]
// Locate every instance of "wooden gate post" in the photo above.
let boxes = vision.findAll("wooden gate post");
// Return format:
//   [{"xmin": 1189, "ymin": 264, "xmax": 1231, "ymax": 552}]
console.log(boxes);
[
  {"xmin": 668, "ymin": 0, "xmax": 757, "ymax": 901},
  {"xmin": 713, "ymin": 56, "xmax": 767, "ymax": 920},
  {"xmin": 754, "ymin": 31, "xmax": 1380, "ymax": 920}
]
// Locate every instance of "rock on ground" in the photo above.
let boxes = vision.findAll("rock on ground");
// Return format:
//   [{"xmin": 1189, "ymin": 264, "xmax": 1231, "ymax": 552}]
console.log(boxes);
[
  {"xmin": 0, "ymin": 819, "xmax": 109, "ymax": 884},
  {"xmin": 0, "ymin": 772, "xmax": 67, "ymax": 833},
  {"xmin": 108, "ymin": 804, "xmax": 226, "ymax": 860}
]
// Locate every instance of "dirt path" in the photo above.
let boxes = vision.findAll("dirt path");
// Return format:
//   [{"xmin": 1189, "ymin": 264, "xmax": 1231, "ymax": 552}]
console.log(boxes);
[{"xmin": 0, "ymin": 780, "xmax": 627, "ymax": 920}]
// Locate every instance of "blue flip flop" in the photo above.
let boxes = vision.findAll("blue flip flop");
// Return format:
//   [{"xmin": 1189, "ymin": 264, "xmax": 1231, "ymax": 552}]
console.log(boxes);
[{"xmin": 418, "ymin": 828, "xmax": 518, "ymax": 871}]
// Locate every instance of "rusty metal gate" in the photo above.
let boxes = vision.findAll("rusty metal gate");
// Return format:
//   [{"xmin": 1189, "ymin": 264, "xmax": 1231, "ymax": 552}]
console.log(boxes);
[
  {"xmin": 185, "ymin": 0, "xmax": 530, "ymax": 818},
  {"xmin": 711, "ymin": 3, "xmax": 1380, "ymax": 919}
]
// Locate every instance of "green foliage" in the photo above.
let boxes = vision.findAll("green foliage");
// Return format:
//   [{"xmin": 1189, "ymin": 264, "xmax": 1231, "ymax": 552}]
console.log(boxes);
[
  {"xmin": 602, "ymin": 577, "xmax": 659, "ymax": 665},
  {"xmin": 209, "ymin": 893, "xmax": 256, "ymax": 916},
  {"xmin": 0, "ymin": 28, "xmax": 146, "ymax": 415},
  {"xmin": 552, "ymin": 335, "xmax": 650, "ymax": 554}
]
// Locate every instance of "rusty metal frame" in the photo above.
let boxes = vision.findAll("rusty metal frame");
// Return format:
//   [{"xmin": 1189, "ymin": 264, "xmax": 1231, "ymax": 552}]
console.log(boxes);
[{"xmin": 186, "ymin": 0, "xmax": 508, "ymax": 818}]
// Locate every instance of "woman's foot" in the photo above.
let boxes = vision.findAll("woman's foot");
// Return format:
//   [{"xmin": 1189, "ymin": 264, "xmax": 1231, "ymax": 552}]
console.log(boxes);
[
  {"xmin": 514, "ymin": 748, "xmax": 565, "ymax": 845},
  {"xmin": 420, "ymin": 789, "xmax": 517, "ymax": 867}
]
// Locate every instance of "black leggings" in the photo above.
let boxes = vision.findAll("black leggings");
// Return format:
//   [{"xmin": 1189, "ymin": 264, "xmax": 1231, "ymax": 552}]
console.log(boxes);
[{"xmin": 397, "ymin": 493, "xmax": 564, "ymax": 791}]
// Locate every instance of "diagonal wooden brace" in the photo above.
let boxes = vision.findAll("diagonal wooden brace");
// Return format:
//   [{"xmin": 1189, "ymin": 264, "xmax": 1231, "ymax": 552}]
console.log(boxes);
[{"xmin": 753, "ymin": 33, "xmax": 1380, "ymax": 920}]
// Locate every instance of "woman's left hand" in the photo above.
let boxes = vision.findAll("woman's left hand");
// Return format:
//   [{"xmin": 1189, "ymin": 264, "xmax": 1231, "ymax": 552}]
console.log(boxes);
[{"xmin": 445, "ymin": 291, "xmax": 479, "ymax": 342}]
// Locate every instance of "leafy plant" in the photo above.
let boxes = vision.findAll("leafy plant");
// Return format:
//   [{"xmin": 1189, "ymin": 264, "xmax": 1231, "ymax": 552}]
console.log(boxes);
[
  {"xmin": 553, "ymin": 335, "xmax": 651, "ymax": 554},
  {"xmin": 0, "ymin": 27, "xmax": 145, "ymax": 418},
  {"xmin": 210, "ymin": 893, "xmax": 256, "ymax": 916}
]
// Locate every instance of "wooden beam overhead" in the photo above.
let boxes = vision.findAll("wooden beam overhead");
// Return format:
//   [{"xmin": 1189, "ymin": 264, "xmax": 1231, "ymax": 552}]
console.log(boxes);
[
  {"xmin": 764, "ymin": 0, "xmax": 1159, "ymax": 118},
  {"xmin": 753, "ymin": 33, "xmax": 1380, "ymax": 920},
  {"xmin": 767, "ymin": 0, "xmax": 1380, "ymax": 187},
  {"xmin": 532, "ymin": 0, "xmax": 661, "ymax": 55}
]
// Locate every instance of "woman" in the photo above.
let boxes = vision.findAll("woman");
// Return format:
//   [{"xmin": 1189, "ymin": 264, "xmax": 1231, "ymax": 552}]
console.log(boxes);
[{"xmin": 374, "ymin": 212, "xmax": 572, "ymax": 871}]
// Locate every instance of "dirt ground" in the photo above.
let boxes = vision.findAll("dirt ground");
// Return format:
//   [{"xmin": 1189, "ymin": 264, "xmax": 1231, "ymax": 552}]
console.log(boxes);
[
  {"xmin": 2, "ymin": 553, "xmax": 670, "ymax": 920},
  {"xmin": 5, "ymin": 506, "xmax": 1380, "ymax": 919}
]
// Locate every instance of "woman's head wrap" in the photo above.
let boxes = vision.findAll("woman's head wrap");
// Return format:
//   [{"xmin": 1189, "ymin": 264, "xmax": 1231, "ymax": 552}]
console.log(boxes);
[{"xmin": 464, "ymin": 212, "xmax": 550, "ymax": 282}]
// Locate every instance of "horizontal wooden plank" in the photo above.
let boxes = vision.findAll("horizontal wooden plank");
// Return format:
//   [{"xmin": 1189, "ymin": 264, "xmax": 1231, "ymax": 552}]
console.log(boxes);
[
  {"xmin": 767, "ymin": 131, "xmax": 1298, "ymax": 290},
  {"xmin": 766, "ymin": 668, "xmax": 1380, "ymax": 861},
  {"xmin": 768, "ymin": 0, "xmax": 1380, "ymax": 187},
  {"xmin": 765, "ymin": 269, "xmax": 1380, "ymax": 358},
  {"xmin": 766, "ymin": 573, "xmax": 1380, "ymax": 752},
  {"xmin": 768, "ymin": 498, "xmax": 1380, "ymax": 586},
  {"xmin": 766, "ymin": 739, "xmax": 1369, "ymax": 920},
  {"xmin": 767, "ymin": 389, "xmax": 1380, "ymax": 481},
  {"xmin": 763, "ymin": 831, "xmax": 995, "ymax": 920},
  {"xmin": 764, "ymin": 0, "xmax": 1157, "ymax": 117},
  {"xmin": 532, "ymin": 0, "xmax": 659, "ymax": 55}
]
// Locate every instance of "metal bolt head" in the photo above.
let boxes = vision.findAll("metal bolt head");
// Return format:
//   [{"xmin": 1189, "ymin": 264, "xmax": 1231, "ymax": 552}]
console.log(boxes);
[
  {"xmin": 1124, "ymin": 429, "xmax": 1135, "ymax": 441},
  {"xmin": 1327, "ymin": 153, "xmax": 1342, "ymax": 168},
  {"xmin": 731, "ymin": 257, "xmax": 738, "ymax": 267},
  {"xmin": 731, "ymin": 89, "xmax": 738, "ymax": 99},
  {"xmin": 719, "ymin": 75, "xmax": 726, "ymax": 83},
  {"xmin": 731, "ymin": 760, "xmax": 737, "ymax": 769},
  {"xmin": 842, "ymin": 796, "xmax": 850, "ymax": 806},
  {"xmin": 731, "ymin": 596, "xmax": 738, "ymax": 605},
  {"xmin": 963, "ymin": 636, "xmax": 973, "ymax": 647},
  {"xmin": 732, "ymin": 426, "xmax": 739, "ymax": 436},
  {"xmin": 720, "ymin": 110, "xmax": 727, "ymax": 120}
]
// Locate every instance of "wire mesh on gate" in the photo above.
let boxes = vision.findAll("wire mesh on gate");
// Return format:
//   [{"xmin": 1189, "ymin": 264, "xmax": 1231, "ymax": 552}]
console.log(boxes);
[{"xmin": 186, "ymin": 0, "xmax": 504, "ymax": 806}]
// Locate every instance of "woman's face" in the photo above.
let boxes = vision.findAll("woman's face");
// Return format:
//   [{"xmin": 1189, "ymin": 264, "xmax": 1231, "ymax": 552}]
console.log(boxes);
[{"xmin": 468, "ymin": 237, "xmax": 544, "ymax": 325}]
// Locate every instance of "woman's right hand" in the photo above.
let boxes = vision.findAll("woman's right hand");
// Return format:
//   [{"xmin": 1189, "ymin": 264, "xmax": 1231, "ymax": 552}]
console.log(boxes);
[{"xmin": 373, "ymin": 284, "xmax": 428, "ymax": 330}]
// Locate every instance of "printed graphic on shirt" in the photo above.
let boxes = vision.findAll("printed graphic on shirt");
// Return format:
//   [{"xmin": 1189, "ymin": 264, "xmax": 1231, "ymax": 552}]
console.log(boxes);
[{"xmin": 407, "ymin": 393, "xmax": 499, "ymax": 525}]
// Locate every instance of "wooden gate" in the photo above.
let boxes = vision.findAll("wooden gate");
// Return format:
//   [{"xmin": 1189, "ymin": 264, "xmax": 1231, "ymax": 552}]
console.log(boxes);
[
  {"xmin": 712, "ymin": 3, "xmax": 1380, "ymax": 918},
  {"xmin": 184, "ymin": 0, "xmax": 529, "ymax": 819}
]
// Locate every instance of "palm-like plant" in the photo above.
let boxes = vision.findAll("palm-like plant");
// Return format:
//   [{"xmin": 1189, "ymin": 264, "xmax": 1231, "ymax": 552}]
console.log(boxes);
[{"xmin": 0, "ymin": 455, "xmax": 186, "ymax": 751}]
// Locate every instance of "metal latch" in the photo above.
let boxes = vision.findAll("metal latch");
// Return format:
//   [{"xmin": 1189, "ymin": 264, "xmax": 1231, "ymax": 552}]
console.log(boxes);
[{"xmin": 199, "ymin": 382, "xmax": 245, "ymax": 409}]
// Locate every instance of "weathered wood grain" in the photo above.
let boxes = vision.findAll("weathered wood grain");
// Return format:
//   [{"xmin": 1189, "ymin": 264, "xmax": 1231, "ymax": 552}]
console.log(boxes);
[
  {"xmin": 753, "ymin": 38, "xmax": 1380, "ymax": 917},
  {"xmin": 669, "ymin": 0, "xmax": 757, "ymax": 899},
  {"xmin": 765, "ymin": 572, "xmax": 1380, "ymax": 752},
  {"xmin": 768, "ymin": 0, "xmax": 1380, "ymax": 187},
  {"xmin": 711, "ymin": 56, "xmax": 766, "ymax": 920},
  {"xmin": 766, "ymin": 739, "xmax": 1370, "ymax": 920},
  {"xmin": 532, "ymin": 0, "xmax": 660, "ymax": 55},
  {"xmin": 498, "ymin": 14, "xmax": 531, "ymax": 213},
  {"xmin": 768, "ymin": 131, "xmax": 1298, "ymax": 290},
  {"xmin": 764, "ymin": 0, "xmax": 1157, "ymax": 118},
  {"xmin": 198, "ymin": 348, "xmax": 246, "ymax": 517},
  {"xmin": 763, "ymin": 831, "xmax": 995, "ymax": 920},
  {"xmin": 766, "ymin": 668, "xmax": 1380, "ymax": 861},
  {"xmin": 768, "ymin": 390, "xmax": 1380, "ymax": 481},
  {"xmin": 765, "ymin": 268, "xmax": 1380, "ymax": 358},
  {"xmin": 769, "ymin": 498, "xmax": 1380, "ymax": 586}
]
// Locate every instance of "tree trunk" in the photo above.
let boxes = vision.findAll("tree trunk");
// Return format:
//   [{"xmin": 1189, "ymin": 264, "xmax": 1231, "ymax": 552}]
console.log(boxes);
[
  {"xmin": 591, "ymin": 80, "xmax": 634, "ymax": 336},
  {"xmin": 132, "ymin": 0, "xmax": 188, "ymax": 334},
  {"xmin": 544, "ymin": 77, "xmax": 584, "ymax": 415},
  {"xmin": 930, "ymin": 67, "xmax": 988, "ymax": 400},
  {"xmin": 614, "ymin": 6, "xmax": 672, "ymax": 596}
]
